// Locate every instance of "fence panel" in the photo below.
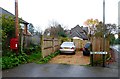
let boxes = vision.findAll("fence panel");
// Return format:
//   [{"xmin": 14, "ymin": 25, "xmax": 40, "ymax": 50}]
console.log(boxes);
[
  {"xmin": 73, "ymin": 39, "xmax": 88, "ymax": 50},
  {"xmin": 41, "ymin": 36, "xmax": 60, "ymax": 58},
  {"xmin": 54, "ymin": 38, "xmax": 60, "ymax": 52},
  {"xmin": 90, "ymin": 37, "xmax": 110, "ymax": 64},
  {"xmin": 91, "ymin": 37, "xmax": 109, "ymax": 52}
]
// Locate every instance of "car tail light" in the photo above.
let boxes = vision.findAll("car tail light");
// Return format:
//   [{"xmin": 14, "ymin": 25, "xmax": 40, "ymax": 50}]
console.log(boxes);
[
  {"xmin": 82, "ymin": 47, "xmax": 85, "ymax": 51},
  {"xmin": 80, "ymin": 48, "xmax": 83, "ymax": 51},
  {"xmin": 71, "ymin": 47, "xmax": 74, "ymax": 49}
]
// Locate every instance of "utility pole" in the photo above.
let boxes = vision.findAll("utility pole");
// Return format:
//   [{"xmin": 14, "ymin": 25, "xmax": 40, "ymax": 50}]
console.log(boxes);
[
  {"xmin": 103, "ymin": 0, "xmax": 105, "ymax": 67},
  {"xmin": 15, "ymin": 0, "xmax": 19, "ymax": 54}
]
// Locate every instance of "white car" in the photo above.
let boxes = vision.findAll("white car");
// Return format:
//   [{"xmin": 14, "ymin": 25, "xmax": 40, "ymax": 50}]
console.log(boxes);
[{"xmin": 59, "ymin": 42, "xmax": 76, "ymax": 54}]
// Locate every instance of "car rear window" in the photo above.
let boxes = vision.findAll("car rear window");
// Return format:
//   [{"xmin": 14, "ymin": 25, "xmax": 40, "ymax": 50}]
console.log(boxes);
[
  {"xmin": 84, "ymin": 43, "xmax": 91, "ymax": 48},
  {"xmin": 62, "ymin": 42, "xmax": 74, "ymax": 46}
]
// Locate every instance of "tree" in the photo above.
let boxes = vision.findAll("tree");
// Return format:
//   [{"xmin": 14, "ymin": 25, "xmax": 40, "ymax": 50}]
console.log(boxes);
[
  {"xmin": 1, "ymin": 14, "xmax": 29, "ymax": 53},
  {"xmin": 105, "ymin": 24, "xmax": 117, "ymax": 35},
  {"xmin": 95, "ymin": 22, "xmax": 118, "ymax": 45},
  {"xmin": 56, "ymin": 24, "xmax": 67, "ymax": 37},
  {"xmin": 44, "ymin": 20, "xmax": 67, "ymax": 37},
  {"xmin": 84, "ymin": 18, "xmax": 99, "ymax": 39},
  {"xmin": 94, "ymin": 21, "xmax": 104, "ymax": 37},
  {"xmin": 114, "ymin": 28, "xmax": 120, "ymax": 44},
  {"xmin": 109, "ymin": 34, "xmax": 115, "ymax": 45},
  {"xmin": 84, "ymin": 18, "xmax": 117, "ymax": 36},
  {"xmin": 2, "ymin": 14, "xmax": 15, "ymax": 51},
  {"xmin": 114, "ymin": 38, "xmax": 120, "ymax": 44},
  {"xmin": 28, "ymin": 23, "xmax": 34, "ymax": 34}
]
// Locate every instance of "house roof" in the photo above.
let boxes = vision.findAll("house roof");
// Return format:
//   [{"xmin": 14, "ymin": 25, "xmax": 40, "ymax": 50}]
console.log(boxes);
[
  {"xmin": 71, "ymin": 25, "xmax": 84, "ymax": 33},
  {"xmin": 0, "ymin": 7, "xmax": 32, "ymax": 36},
  {"xmin": 0, "ymin": 7, "xmax": 29, "ymax": 24},
  {"xmin": 82, "ymin": 27, "xmax": 88, "ymax": 33},
  {"xmin": 70, "ymin": 25, "xmax": 88, "ymax": 40}
]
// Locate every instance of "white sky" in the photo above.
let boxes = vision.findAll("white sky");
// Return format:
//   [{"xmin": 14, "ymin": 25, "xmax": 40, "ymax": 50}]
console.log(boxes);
[{"xmin": 0, "ymin": 0, "xmax": 120, "ymax": 31}]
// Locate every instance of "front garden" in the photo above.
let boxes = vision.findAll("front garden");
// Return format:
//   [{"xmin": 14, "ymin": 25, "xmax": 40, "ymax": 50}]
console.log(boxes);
[{"xmin": 2, "ymin": 45, "xmax": 60, "ymax": 70}]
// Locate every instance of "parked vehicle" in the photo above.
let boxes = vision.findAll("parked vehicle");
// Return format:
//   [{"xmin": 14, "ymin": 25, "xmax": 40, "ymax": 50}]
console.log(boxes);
[
  {"xmin": 59, "ymin": 42, "xmax": 76, "ymax": 54},
  {"xmin": 83, "ymin": 42, "xmax": 91, "ymax": 56}
]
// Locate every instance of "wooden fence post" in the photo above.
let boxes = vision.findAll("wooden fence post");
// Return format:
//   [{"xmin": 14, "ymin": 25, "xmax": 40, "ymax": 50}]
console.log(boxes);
[
  {"xmin": 40, "ymin": 35, "xmax": 44, "ymax": 58},
  {"xmin": 52, "ymin": 38, "xmax": 54, "ymax": 52},
  {"xmin": 20, "ymin": 29, "xmax": 23, "ymax": 52}
]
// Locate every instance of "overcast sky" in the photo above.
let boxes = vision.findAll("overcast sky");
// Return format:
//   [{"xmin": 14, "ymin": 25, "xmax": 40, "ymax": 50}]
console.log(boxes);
[{"xmin": 0, "ymin": 0, "xmax": 119, "ymax": 31}]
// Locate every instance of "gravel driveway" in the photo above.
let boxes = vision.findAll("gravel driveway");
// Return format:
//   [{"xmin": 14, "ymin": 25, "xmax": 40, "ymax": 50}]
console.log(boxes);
[{"xmin": 49, "ymin": 51, "xmax": 90, "ymax": 65}]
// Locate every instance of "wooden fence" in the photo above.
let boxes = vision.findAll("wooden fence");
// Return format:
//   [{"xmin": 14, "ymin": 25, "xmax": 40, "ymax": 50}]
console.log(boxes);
[
  {"xmin": 73, "ymin": 39, "xmax": 88, "ymax": 50},
  {"xmin": 41, "ymin": 36, "xmax": 60, "ymax": 58},
  {"xmin": 90, "ymin": 37, "xmax": 109, "ymax": 52},
  {"xmin": 90, "ymin": 37, "xmax": 110, "ymax": 63},
  {"xmin": 73, "ymin": 37, "xmax": 110, "ymax": 65}
]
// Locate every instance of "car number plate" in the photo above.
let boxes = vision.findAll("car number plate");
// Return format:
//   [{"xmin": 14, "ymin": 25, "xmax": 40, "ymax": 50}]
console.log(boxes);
[{"xmin": 64, "ymin": 47, "xmax": 69, "ymax": 49}]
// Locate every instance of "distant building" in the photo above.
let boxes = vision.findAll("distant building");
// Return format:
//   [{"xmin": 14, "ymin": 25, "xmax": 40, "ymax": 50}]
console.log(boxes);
[{"xmin": 70, "ymin": 25, "xmax": 88, "ymax": 40}]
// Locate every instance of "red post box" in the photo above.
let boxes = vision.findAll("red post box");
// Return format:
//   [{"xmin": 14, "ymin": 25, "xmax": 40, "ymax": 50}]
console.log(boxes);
[{"xmin": 10, "ymin": 38, "xmax": 18, "ymax": 49}]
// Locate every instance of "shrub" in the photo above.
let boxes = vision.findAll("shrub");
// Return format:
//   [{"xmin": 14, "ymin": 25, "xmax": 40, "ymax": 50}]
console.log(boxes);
[
  {"xmin": 2, "ymin": 52, "xmax": 28, "ymax": 70},
  {"xmin": 24, "ymin": 45, "xmax": 41, "ymax": 55},
  {"xmin": 27, "ymin": 51, "xmax": 42, "ymax": 62},
  {"xmin": 114, "ymin": 38, "xmax": 120, "ymax": 44}
]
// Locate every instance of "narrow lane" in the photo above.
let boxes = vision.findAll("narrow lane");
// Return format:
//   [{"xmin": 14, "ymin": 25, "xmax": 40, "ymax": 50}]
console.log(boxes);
[{"xmin": 2, "ymin": 63, "xmax": 118, "ymax": 77}]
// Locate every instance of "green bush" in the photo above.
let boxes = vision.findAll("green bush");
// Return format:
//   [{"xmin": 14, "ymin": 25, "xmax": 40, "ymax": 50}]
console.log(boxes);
[
  {"xmin": 114, "ymin": 38, "xmax": 120, "ymax": 44},
  {"xmin": 24, "ymin": 45, "xmax": 41, "ymax": 55},
  {"xmin": 2, "ymin": 49, "xmax": 59, "ymax": 69},
  {"xmin": 2, "ymin": 52, "xmax": 28, "ymax": 70},
  {"xmin": 27, "ymin": 51, "xmax": 42, "ymax": 62}
]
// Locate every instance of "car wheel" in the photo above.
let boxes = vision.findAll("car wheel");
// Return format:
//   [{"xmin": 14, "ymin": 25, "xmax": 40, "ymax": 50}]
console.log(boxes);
[
  {"xmin": 87, "ymin": 50, "xmax": 90, "ymax": 56},
  {"xmin": 83, "ymin": 50, "xmax": 90, "ymax": 56}
]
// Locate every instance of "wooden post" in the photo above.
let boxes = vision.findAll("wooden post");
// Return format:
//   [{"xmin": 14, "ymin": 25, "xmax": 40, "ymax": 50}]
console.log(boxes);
[
  {"xmin": 52, "ymin": 38, "xmax": 54, "ymax": 52},
  {"xmin": 25, "ymin": 24, "xmax": 27, "ymax": 35},
  {"xmin": 20, "ymin": 29, "xmax": 23, "ymax": 53},
  {"xmin": 90, "ymin": 54, "xmax": 94, "ymax": 66},
  {"xmin": 15, "ymin": 0, "xmax": 19, "ymax": 55},
  {"xmin": 40, "ymin": 35, "xmax": 44, "ymax": 58},
  {"xmin": 15, "ymin": 0, "xmax": 19, "ymax": 39}
]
